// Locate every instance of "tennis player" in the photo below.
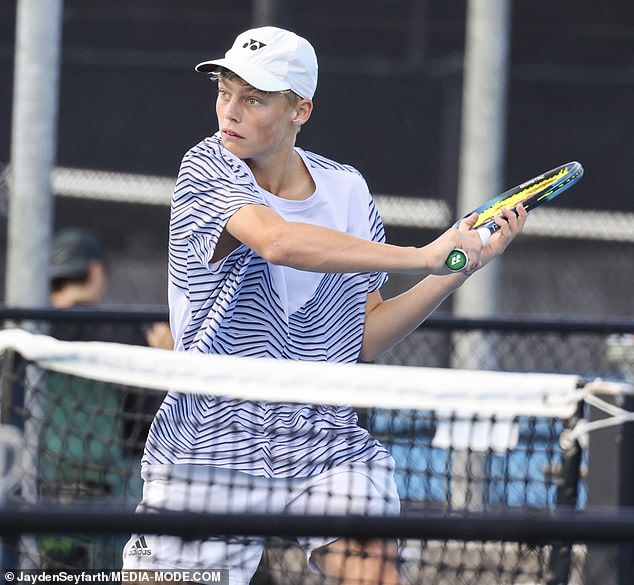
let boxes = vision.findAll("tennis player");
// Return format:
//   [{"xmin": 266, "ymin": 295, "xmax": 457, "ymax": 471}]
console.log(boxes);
[{"xmin": 122, "ymin": 26, "xmax": 526, "ymax": 585}]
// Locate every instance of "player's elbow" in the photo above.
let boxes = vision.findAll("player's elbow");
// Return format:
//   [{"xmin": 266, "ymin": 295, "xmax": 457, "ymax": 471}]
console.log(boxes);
[
  {"xmin": 359, "ymin": 337, "xmax": 389, "ymax": 363},
  {"xmin": 260, "ymin": 241, "xmax": 292, "ymax": 265},
  {"xmin": 358, "ymin": 292, "xmax": 385, "ymax": 363},
  {"xmin": 256, "ymin": 225, "xmax": 296, "ymax": 266},
  {"xmin": 358, "ymin": 345, "xmax": 377, "ymax": 363}
]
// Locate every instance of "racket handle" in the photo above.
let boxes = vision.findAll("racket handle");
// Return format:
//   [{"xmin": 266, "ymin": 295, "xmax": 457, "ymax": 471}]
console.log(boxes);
[
  {"xmin": 444, "ymin": 226, "xmax": 492, "ymax": 272},
  {"xmin": 477, "ymin": 226, "xmax": 492, "ymax": 245}
]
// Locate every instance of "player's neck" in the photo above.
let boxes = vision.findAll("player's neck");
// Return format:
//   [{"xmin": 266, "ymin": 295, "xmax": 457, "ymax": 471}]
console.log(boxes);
[{"xmin": 248, "ymin": 150, "xmax": 315, "ymax": 201}]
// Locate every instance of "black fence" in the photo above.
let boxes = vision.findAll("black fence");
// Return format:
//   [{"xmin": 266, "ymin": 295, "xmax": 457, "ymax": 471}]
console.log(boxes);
[
  {"xmin": 1, "ymin": 1, "xmax": 633, "ymax": 318},
  {"xmin": 1, "ymin": 308, "xmax": 634, "ymax": 584},
  {"xmin": 2, "ymin": 306, "xmax": 633, "ymax": 379}
]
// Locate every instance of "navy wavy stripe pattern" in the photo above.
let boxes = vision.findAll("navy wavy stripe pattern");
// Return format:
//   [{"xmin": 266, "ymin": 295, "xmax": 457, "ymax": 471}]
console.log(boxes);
[{"xmin": 144, "ymin": 134, "xmax": 393, "ymax": 477}]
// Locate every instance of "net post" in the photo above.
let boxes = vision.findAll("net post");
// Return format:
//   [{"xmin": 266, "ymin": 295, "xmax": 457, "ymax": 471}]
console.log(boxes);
[
  {"xmin": 0, "ymin": 349, "xmax": 24, "ymax": 574},
  {"xmin": 544, "ymin": 400, "xmax": 584, "ymax": 585},
  {"xmin": 1, "ymin": 349, "xmax": 21, "ymax": 427},
  {"xmin": 584, "ymin": 385, "xmax": 634, "ymax": 585},
  {"xmin": 1, "ymin": 348, "xmax": 40, "ymax": 572}
]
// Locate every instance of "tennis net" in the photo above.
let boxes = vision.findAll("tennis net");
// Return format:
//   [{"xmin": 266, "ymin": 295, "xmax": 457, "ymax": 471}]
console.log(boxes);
[{"xmin": 0, "ymin": 328, "xmax": 632, "ymax": 584}]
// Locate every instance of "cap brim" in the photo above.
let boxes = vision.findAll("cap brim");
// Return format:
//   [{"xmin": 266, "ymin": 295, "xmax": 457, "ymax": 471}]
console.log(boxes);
[
  {"xmin": 195, "ymin": 57, "xmax": 291, "ymax": 93},
  {"xmin": 50, "ymin": 261, "xmax": 91, "ymax": 280}
]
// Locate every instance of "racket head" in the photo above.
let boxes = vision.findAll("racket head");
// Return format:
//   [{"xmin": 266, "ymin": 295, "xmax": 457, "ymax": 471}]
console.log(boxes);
[{"xmin": 457, "ymin": 161, "xmax": 584, "ymax": 229}]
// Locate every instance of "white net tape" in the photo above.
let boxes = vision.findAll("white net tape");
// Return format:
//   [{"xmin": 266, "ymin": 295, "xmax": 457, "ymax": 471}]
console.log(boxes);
[
  {"xmin": 0, "ymin": 328, "xmax": 583, "ymax": 419},
  {"xmin": 2, "ymin": 328, "xmax": 629, "ymax": 584}
]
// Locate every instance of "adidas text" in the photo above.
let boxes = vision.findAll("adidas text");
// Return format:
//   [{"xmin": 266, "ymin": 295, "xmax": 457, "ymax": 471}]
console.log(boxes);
[{"xmin": 128, "ymin": 536, "xmax": 152, "ymax": 556}]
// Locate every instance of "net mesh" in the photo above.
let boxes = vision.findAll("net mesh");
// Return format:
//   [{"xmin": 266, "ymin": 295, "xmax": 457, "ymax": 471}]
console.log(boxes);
[{"xmin": 0, "ymin": 328, "xmax": 631, "ymax": 584}]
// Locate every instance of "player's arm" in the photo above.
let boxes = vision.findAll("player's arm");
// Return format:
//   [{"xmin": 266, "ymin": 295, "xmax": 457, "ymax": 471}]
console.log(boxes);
[
  {"xmin": 224, "ymin": 203, "xmax": 485, "ymax": 275},
  {"xmin": 359, "ymin": 205, "xmax": 527, "ymax": 362},
  {"xmin": 359, "ymin": 276, "xmax": 466, "ymax": 362}
]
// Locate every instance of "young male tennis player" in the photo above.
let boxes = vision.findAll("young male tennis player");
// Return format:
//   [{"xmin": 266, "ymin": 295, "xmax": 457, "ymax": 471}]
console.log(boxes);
[{"xmin": 122, "ymin": 26, "xmax": 526, "ymax": 585}]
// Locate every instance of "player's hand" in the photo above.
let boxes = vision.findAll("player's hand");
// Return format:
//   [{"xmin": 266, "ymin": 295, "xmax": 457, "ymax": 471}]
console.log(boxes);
[
  {"xmin": 427, "ymin": 212, "xmax": 485, "ymax": 275},
  {"xmin": 472, "ymin": 204, "xmax": 528, "ymax": 272}
]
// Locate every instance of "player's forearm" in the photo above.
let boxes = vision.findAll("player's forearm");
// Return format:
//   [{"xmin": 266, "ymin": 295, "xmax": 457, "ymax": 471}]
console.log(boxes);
[
  {"xmin": 262, "ymin": 221, "xmax": 434, "ymax": 274},
  {"xmin": 227, "ymin": 204, "xmax": 482, "ymax": 275},
  {"xmin": 360, "ymin": 274, "xmax": 467, "ymax": 362}
]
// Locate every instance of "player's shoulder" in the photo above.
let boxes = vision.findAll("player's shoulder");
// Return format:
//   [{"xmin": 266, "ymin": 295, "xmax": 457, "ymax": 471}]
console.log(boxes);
[
  {"xmin": 180, "ymin": 133, "xmax": 249, "ymax": 182},
  {"xmin": 300, "ymin": 149, "xmax": 365, "ymax": 181}
]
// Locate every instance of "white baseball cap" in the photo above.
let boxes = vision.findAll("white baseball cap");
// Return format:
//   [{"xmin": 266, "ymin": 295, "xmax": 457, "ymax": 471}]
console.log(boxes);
[{"xmin": 195, "ymin": 27, "xmax": 318, "ymax": 99}]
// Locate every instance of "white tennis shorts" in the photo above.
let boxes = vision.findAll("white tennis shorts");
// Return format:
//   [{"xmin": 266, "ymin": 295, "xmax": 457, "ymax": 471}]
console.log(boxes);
[{"xmin": 122, "ymin": 461, "xmax": 400, "ymax": 584}]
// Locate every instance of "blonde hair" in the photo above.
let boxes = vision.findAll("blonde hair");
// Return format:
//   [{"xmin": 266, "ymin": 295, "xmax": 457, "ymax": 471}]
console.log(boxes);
[{"xmin": 209, "ymin": 67, "xmax": 301, "ymax": 103}]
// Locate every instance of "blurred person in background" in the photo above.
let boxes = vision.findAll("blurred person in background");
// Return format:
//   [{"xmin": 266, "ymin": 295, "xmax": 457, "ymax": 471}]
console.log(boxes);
[
  {"xmin": 49, "ymin": 227, "xmax": 172, "ymax": 347},
  {"xmin": 39, "ymin": 227, "xmax": 171, "ymax": 570}
]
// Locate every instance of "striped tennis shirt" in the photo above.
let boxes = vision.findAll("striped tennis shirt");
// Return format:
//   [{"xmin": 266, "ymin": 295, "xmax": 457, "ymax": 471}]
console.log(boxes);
[{"xmin": 142, "ymin": 133, "xmax": 394, "ymax": 478}]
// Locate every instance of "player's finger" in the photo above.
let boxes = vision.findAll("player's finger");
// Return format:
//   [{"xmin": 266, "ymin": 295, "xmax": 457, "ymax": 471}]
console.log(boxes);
[
  {"xmin": 515, "ymin": 203, "xmax": 528, "ymax": 228},
  {"xmin": 457, "ymin": 212, "xmax": 479, "ymax": 231},
  {"xmin": 499, "ymin": 206, "xmax": 516, "ymax": 230},
  {"xmin": 490, "ymin": 207, "xmax": 510, "ymax": 235},
  {"xmin": 505, "ymin": 204, "xmax": 527, "ymax": 233}
]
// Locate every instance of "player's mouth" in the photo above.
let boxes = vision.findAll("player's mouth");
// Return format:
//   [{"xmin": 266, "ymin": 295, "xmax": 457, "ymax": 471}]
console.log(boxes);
[{"xmin": 222, "ymin": 128, "xmax": 244, "ymax": 140}]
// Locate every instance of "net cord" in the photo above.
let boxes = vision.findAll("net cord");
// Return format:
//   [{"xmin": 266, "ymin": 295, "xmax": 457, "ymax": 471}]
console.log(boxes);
[
  {"xmin": 0, "ymin": 328, "xmax": 584, "ymax": 419},
  {"xmin": 565, "ymin": 389, "xmax": 634, "ymax": 448}
]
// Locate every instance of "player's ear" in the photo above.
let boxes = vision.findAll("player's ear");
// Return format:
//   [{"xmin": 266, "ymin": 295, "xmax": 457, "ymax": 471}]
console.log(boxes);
[{"xmin": 292, "ymin": 98, "xmax": 313, "ymax": 128}]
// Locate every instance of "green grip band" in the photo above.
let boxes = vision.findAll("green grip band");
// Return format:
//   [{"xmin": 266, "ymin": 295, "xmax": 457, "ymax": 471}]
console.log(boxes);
[{"xmin": 445, "ymin": 249, "xmax": 468, "ymax": 271}]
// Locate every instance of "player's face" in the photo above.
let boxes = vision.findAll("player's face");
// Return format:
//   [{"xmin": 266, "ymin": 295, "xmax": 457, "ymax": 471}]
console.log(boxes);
[{"xmin": 216, "ymin": 77, "xmax": 299, "ymax": 161}]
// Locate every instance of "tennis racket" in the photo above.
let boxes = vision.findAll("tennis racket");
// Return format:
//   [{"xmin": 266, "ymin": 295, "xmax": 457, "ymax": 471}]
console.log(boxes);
[{"xmin": 445, "ymin": 161, "xmax": 584, "ymax": 271}]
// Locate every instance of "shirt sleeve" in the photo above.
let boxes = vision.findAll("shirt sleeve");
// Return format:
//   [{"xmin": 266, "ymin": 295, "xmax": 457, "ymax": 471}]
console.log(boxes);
[
  {"xmin": 367, "ymin": 192, "xmax": 389, "ymax": 292},
  {"xmin": 170, "ymin": 139, "xmax": 265, "ymax": 270}
]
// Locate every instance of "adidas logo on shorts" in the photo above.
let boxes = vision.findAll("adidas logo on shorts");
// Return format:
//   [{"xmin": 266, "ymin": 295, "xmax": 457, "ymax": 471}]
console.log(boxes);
[{"xmin": 127, "ymin": 535, "xmax": 152, "ymax": 556}]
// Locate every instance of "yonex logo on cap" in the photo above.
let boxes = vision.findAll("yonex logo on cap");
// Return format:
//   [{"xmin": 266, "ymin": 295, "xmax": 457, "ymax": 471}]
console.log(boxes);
[
  {"xmin": 195, "ymin": 26, "xmax": 318, "ymax": 99},
  {"xmin": 243, "ymin": 39, "xmax": 266, "ymax": 51}
]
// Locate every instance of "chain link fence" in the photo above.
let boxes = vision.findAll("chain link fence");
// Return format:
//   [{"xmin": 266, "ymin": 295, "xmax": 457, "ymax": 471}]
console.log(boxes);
[{"xmin": 0, "ymin": 0, "xmax": 632, "ymax": 317}]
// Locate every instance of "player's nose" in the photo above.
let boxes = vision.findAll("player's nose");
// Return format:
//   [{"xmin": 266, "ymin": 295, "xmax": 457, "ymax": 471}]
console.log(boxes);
[{"xmin": 221, "ymin": 99, "xmax": 241, "ymax": 123}]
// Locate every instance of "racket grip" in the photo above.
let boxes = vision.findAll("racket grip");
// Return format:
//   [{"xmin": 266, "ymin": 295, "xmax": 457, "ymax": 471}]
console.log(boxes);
[
  {"xmin": 444, "ymin": 226, "xmax": 492, "ymax": 272},
  {"xmin": 477, "ymin": 226, "xmax": 491, "ymax": 245}
]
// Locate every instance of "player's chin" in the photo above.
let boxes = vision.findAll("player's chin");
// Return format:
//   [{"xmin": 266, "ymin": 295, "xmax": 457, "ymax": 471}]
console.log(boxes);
[{"xmin": 221, "ymin": 140, "xmax": 250, "ymax": 160}]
